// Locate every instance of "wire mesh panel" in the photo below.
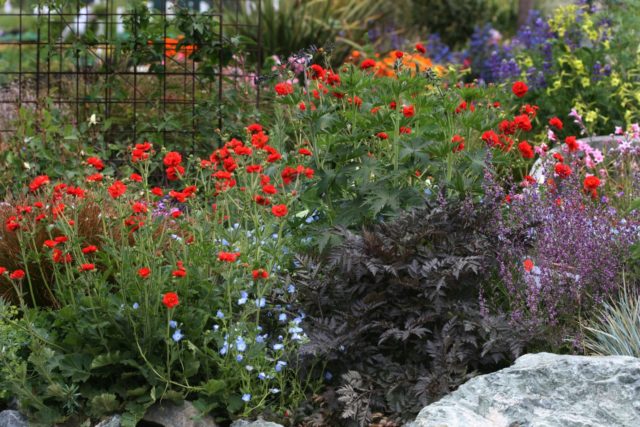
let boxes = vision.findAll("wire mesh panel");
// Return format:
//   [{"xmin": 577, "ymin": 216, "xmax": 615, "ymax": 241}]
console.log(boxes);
[{"xmin": 0, "ymin": 0, "xmax": 262, "ymax": 156}]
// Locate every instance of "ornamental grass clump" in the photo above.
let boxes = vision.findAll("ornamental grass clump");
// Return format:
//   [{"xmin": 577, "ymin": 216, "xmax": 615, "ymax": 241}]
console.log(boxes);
[{"xmin": 0, "ymin": 125, "xmax": 317, "ymax": 425}]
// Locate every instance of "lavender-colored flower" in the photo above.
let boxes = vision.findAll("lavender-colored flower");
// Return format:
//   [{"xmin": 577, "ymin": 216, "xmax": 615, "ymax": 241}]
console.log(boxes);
[{"xmin": 484, "ymin": 166, "xmax": 639, "ymax": 343}]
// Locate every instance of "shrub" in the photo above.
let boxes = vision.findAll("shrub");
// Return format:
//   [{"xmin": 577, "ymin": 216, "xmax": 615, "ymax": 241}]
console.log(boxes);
[{"xmin": 292, "ymin": 197, "xmax": 526, "ymax": 425}]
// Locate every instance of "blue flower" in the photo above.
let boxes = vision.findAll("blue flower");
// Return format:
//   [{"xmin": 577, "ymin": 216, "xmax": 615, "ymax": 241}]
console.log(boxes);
[
  {"xmin": 275, "ymin": 360, "xmax": 287, "ymax": 372},
  {"xmin": 169, "ymin": 320, "xmax": 177, "ymax": 329},
  {"xmin": 278, "ymin": 313, "xmax": 287, "ymax": 322},
  {"xmin": 236, "ymin": 354, "xmax": 244, "ymax": 362},
  {"xmin": 238, "ymin": 291, "xmax": 248, "ymax": 305},
  {"xmin": 132, "ymin": 302, "xmax": 139, "ymax": 310},
  {"xmin": 270, "ymin": 388, "xmax": 280, "ymax": 394},
  {"xmin": 255, "ymin": 334, "xmax": 266, "ymax": 343},
  {"xmin": 219, "ymin": 341, "xmax": 229, "ymax": 355},
  {"xmin": 325, "ymin": 371, "xmax": 333, "ymax": 381},
  {"xmin": 287, "ymin": 284, "xmax": 296, "ymax": 294},
  {"xmin": 273, "ymin": 343, "xmax": 284, "ymax": 351},
  {"xmin": 242, "ymin": 393, "xmax": 251, "ymax": 402},
  {"xmin": 172, "ymin": 329, "xmax": 184, "ymax": 342},
  {"xmin": 216, "ymin": 309, "xmax": 225, "ymax": 319},
  {"xmin": 255, "ymin": 297, "xmax": 266, "ymax": 308},
  {"xmin": 236, "ymin": 336, "xmax": 247, "ymax": 352},
  {"xmin": 258, "ymin": 372, "xmax": 266, "ymax": 380}
]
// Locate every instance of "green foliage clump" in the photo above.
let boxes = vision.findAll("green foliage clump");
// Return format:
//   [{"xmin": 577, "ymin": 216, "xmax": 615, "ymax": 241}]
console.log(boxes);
[{"xmin": 292, "ymin": 198, "xmax": 526, "ymax": 425}]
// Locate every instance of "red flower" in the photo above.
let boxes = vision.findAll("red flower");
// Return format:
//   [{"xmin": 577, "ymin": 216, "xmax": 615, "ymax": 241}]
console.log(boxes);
[
  {"xmin": 271, "ymin": 204, "xmax": 288, "ymax": 217},
  {"xmin": 86, "ymin": 157, "xmax": 105, "ymax": 171},
  {"xmin": 554, "ymin": 163, "xmax": 572, "ymax": 178},
  {"xmin": 163, "ymin": 151, "xmax": 182, "ymax": 167},
  {"xmin": 298, "ymin": 102, "xmax": 306, "ymax": 111},
  {"xmin": 246, "ymin": 123, "xmax": 263, "ymax": 134},
  {"xmin": 394, "ymin": 50, "xmax": 404, "ymax": 59},
  {"xmin": 172, "ymin": 261, "xmax": 186, "ymax": 278},
  {"xmin": 262, "ymin": 184, "xmax": 278, "ymax": 194},
  {"xmin": 130, "ymin": 173, "xmax": 143, "ymax": 182},
  {"xmin": 402, "ymin": 105, "xmax": 415, "ymax": 118},
  {"xmin": 376, "ymin": 132, "xmax": 388, "ymax": 139},
  {"xmin": 399, "ymin": 126, "xmax": 411, "ymax": 134},
  {"xmin": 138, "ymin": 267, "xmax": 151, "ymax": 278},
  {"xmin": 275, "ymin": 82, "xmax": 294, "ymax": 96},
  {"xmin": 499, "ymin": 120, "xmax": 516, "ymax": 135},
  {"xmin": 565, "ymin": 136, "xmax": 579, "ymax": 152},
  {"xmin": 482, "ymin": 130, "xmax": 500, "ymax": 147},
  {"xmin": 553, "ymin": 152, "xmax": 564, "ymax": 163},
  {"xmin": 389, "ymin": 101, "xmax": 397, "ymax": 110},
  {"xmin": 29, "ymin": 175, "xmax": 50, "ymax": 193},
  {"xmin": 523, "ymin": 259, "xmax": 534, "ymax": 273},
  {"xmin": 0, "ymin": 267, "xmax": 6, "ymax": 275},
  {"xmin": 512, "ymin": 81, "xmax": 528, "ymax": 98},
  {"xmin": 513, "ymin": 114, "xmax": 532, "ymax": 132},
  {"xmin": 218, "ymin": 251, "xmax": 240, "ymax": 262},
  {"xmin": 151, "ymin": 187, "xmax": 164, "ymax": 197},
  {"xmin": 86, "ymin": 173, "xmax": 103, "ymax": 182},
  {"xmin": 518, "ymin": 141, "xmax": 535, "ymax": 159},
  {"xmin": 583, "ymin": 175, "xmax": 601, "ymax": 191},
  {"xmin": 415, "ymin": 43, "xmax": 426, "ymax": 54},
  {"xmin": 360, "ymin": 59, "xmax": 376, "ymax": 70},
  {"xmin": 166, "ymin": 165, "xmax": 185, "ymax": 181},
  {"xmin": 80, "ymin": 263, "xmax": 95, "ymax": 272},
  {"xmin": 252, "ymin": 269, "xmax": 269, "ymax": 280},
  {"xmin": 298, "ymin": 148, "xmax": 312, "ymax": 156},
  {"xmin": 9, "ymin": 270, "xmax": 25, "ymax": 280},
  {"xmin": 309, "ymin": 64, "xmax": 326, "ymax": 80},
  {"xmin": 549, "ymin": 117, "xmax": 563, "ymax": 130},
  {"xmin": 82, "ymin": 245, "xmax": 98, "ymax": 254},
  {"xmin": 162, "ymin": 292, "xmax": 179, "ymax": 309},
  {"xmin": 108, "ymin": 180, "xmax": 127, "ymax": 199},
  {"xmin": 246, "ymin": 164, "xmax": 263, "ymax": 173},
  {"xmin": 451, "ymin": 134, "xmax": 465, "ymax": 153}
]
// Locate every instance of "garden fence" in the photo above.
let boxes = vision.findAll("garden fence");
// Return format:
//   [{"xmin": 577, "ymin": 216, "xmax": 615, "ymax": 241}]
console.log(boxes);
[{"xmin": 0, "ymin": 0, "xmax": 263, "ymax": 154}]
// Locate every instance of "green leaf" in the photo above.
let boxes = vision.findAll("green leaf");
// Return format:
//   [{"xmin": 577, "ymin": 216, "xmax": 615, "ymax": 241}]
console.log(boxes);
[{"xmin": 88, "ymin": 393, "xmax": 121, "ymax": 417}]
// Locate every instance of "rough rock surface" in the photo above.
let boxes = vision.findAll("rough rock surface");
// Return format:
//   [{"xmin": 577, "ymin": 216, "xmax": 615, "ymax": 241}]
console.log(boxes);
[
  {"xmin": 94, "ymin": 415, "xmax": 121, "ymax": 427},
  {"xmin": 408, "ymin": 352, "xmax": 640, "ymax": 427},
  {"xmin": 142, "ymin": 401, "xmax": 218, "ymax": 427},
  {"xmin": 0, "ymin": 410, "xmax": 28, "ymax": 427},
  {"xmin": 230, "ymin": 420, "xmax": 285, "ymax": 427}
]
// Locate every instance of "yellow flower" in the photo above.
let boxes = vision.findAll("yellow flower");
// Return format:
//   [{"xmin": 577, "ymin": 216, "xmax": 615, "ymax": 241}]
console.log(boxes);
[
  {"xmin": 611, "ymin": 72, "xmax": 621, "ymax": 87},
  {"xmin": 585, "ymin": 111, "xmax": 598, "ymax": 123},
  {"xmin": 581, "ymin": 77, "xmax": 590, "ymax": 87}
]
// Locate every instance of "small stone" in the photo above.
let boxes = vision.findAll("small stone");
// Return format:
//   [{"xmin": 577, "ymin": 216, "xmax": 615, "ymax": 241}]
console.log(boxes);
[
  {"xmin": 0, "ymin": 410, "xmax": 28, "ymax": 427},
  {"xmin": 230, "ymin": 420, "xmax": 285, "ymax": 427},
  {"xmin": 142, "ymin": 401, "xmax": 217, "ymax": 427},
  {"xmin": 94, "ymin": 415, "xmax": 121, "ymax": 427}
]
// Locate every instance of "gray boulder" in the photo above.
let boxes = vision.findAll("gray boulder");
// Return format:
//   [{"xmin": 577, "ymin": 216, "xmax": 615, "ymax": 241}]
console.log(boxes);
[
  {"xmin": 0, "ymin": 410, "xmax": 28, "ymax": 427},
  {"xmin": 408, "ymin": 352, "xmax": 640, "ymax": 427},
  {"xmin": 230, "ymin": 421, "xmax": 284, "ymax": 427},
  {"xmin": 142, "ymin": 401, "xmax": 218, "ymax": 427}
]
